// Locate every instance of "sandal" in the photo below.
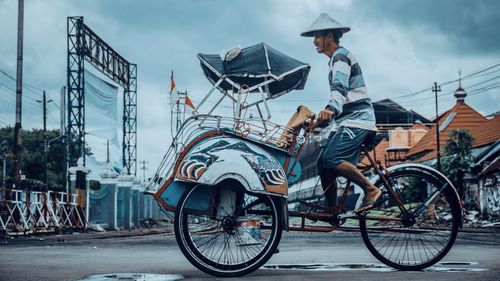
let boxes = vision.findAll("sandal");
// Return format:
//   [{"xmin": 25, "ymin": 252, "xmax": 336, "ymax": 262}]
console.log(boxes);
[{"xmin": 356, "ymin": 188, "xmax": 382, "ymax": 213}]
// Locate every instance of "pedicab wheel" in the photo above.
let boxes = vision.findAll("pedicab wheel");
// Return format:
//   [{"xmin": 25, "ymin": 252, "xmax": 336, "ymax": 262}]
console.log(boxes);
[
  {"xmin": 359, "ymin": 169, "xmax": 461, "ymax": 270},
  {"xmin": 174, "ymin": 184, "xmax": 283, "ymax": 277}
]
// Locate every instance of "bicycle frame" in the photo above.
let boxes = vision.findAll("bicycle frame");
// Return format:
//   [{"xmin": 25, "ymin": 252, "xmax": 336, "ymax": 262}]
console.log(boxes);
[{"xmin": 286, "ymin": 145, "xmax": 405, "ymax": 233}]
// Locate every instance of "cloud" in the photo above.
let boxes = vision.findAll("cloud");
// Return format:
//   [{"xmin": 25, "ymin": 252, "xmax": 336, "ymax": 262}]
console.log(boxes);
[
  {"xmin": 353, "ymin": 0, "xmax": 500, "ymax": 55},
  {"xmin": 0, "ymin": 0, "xmax": 498, "ymax": 178}
]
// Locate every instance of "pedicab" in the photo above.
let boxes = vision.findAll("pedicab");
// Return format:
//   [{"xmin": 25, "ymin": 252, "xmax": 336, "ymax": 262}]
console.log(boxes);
[{"xmin": 145, "ymin": 43, "xmax": 462, "ymax": 277}]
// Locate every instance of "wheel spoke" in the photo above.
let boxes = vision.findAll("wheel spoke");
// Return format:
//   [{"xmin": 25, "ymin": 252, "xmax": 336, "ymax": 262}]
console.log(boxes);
[
  {"xmin": 360, "ymin": 170, "xmax": 459, "ymax": 269},
  {"xmin": 175, "ymin": 185, "xmax": 280, "ymax": 274}
]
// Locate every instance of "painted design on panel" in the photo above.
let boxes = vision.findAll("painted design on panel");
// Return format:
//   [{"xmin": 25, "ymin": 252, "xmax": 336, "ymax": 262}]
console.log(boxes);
[
  {"xmin": 176, "ymin": 138, "xmax": 286, "ymax": 192},
  {"xmin": 175, "ymin": 140, "xmax": 226, "ymax": 180},
  {"xmin": 241, "ymin": 154, "xmax": 286, "ymax": 186}
]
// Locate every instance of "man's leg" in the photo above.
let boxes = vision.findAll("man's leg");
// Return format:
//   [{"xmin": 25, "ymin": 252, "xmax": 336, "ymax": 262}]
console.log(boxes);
[
  {"xmin": 319, "ymin": 169, "xmax": 337, "ymax": 210},
  {"xmin": 332, "ymin": 161, "xmax": 381, "ymax": 211}
]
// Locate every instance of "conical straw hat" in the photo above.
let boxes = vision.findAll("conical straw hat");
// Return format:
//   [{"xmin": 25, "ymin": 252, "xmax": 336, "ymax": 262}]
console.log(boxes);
[{"xmin": 300, "ymin": 13, "xmax": 350, "ymax": 37}]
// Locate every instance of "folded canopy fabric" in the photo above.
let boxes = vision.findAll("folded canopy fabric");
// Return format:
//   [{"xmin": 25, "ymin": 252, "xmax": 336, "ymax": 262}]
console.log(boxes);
[{"xmin": 198, "ymin": 43, "xmax": 310, "ymax": 97}]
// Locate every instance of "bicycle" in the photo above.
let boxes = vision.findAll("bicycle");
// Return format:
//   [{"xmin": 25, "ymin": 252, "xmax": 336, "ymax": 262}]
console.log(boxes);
[{"xmin": 146, "ymin": 43, "xmax": 462, "ymax": 277}]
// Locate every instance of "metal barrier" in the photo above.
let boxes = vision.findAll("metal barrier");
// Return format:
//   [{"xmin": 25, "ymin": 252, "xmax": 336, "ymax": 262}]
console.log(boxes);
[{"xmin": 0, "ymin": 188, "xmax": 87, "ymax": 235}]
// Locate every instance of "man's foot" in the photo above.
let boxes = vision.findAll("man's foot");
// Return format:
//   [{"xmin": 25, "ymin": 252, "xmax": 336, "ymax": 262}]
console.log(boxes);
[{"xmin": 356, "ymin": 188, "xmax": 382, "ymax": 213}]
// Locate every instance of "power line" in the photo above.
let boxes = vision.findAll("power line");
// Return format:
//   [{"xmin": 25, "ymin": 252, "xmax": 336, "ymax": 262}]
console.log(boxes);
[
  {"xmin": 0, "ymin": 66, "xmax": 44, "ymax": 92},
  {"xmin": 374, "ymin": 73, "xmax": 500, "ymax": 107},
  {"xmin": 222, "ymin": 62, "xmax": 500, "ymax": 108},
  {"xmin": 390, "ymin": 62, "xmax": 500, "ymax": 100}
]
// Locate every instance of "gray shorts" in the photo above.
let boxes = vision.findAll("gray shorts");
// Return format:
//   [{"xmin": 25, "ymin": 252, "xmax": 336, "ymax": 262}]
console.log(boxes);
[{"xmin": 317, "ymin": 126, "xmax": 375, "ymax": 173}]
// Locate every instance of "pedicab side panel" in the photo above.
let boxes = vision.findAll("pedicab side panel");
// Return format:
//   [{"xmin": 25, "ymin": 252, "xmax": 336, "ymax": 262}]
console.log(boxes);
[
  {"xmin": 273, "ymin": 153, "xmax": 302, "ymax": 186},
  {"xmin": 176, "ymin": 136, "xmax": 288, "ymax": 193},
  {"xmin": 157, "ymin": 132, "xmax": 293, "ymax": 211}
]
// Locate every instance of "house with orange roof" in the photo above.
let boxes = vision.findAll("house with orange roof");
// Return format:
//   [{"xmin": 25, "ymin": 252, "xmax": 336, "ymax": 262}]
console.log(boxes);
[
  {"xmin": 359, "ymin": 123, "xmax": 430, "ymax": 167},
  {"xmin": 405, "ymin": 99, "xmax": 487, "ymax": 163},
  {"xmin": 401, "ymin": 82, "xmax": 500, "ymax": 216},
  {"xmin": 469, "ymin": 115, "xmax": 500, "ymax": 216},
  {"xmin": 359, "ymin": 80, "xmax": 499, "ymax": 216}
]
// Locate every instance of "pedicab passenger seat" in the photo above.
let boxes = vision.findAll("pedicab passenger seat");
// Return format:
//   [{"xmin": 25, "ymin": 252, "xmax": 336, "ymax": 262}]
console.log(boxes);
[{"xmin": 146, "ymin": 43, "xmax": 311, "ymax": 195}]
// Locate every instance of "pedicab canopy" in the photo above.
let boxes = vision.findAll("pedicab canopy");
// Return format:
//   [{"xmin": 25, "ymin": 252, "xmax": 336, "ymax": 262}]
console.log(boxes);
[{"xmin": 198, "ymin": 43, "xmax": 310, "ymax": 98}]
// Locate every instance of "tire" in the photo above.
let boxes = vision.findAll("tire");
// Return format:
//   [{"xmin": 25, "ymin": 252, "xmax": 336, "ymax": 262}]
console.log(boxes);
[
  {"xmin": 174, "ymin": 184, "xmax": 283, "ymax": 277},
  {"xmin": 359, "ymin": 169, "xmax": 461, "ymax": 270}
]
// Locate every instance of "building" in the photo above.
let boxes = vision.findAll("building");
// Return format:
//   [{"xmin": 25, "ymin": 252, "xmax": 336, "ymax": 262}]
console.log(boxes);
[
  {"xmin": 368, "ymin": 80, "xmax": 500, "ymax": 217},
  {"xmin": 405, "ymin": 84, "xmax": 487, "ymax": 163},
  {"xmin": 291, "ymin": 80, "xmax": 500, "ymax": 217}
]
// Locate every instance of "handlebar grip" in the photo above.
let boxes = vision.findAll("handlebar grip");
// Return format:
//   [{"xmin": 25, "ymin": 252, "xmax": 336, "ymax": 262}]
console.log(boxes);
[{"xmin": 313, "ymin": 119, "xmax": 330, "ymax": 129}]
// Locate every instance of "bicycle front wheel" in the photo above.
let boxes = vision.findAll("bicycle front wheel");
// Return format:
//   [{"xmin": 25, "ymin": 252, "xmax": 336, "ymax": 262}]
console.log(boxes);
[
  {"xmin": 359, "ymin": 169, "xmax": 461, "ymax": 270},
  {"xmin": 174, "ymin": 183, "xmax": 282, "ymax": 277}
]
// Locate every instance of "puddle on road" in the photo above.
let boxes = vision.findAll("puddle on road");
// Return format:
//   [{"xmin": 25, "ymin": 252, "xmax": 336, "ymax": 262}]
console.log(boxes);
[
  {"xmin": 77, "ymin": 273, "xmax": 184, "ymax": 281},
  {"xmin": 263, "ymin": 262, "xmax": 488, "ymax": 273}
]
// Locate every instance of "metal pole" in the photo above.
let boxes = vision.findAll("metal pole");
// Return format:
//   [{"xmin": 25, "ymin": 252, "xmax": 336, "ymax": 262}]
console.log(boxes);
[
  {"xmin": 13, "ymin": 0, "xmax": 24, "ymax": 189},
  {"xmin": 2, "ymin": 158, "xmax": 6, "ymax": 188},
  {"xmin": 38, "ymin": 91, "xmax": 52, "ymax": 190},
  {"xmin": 432, "ymin": 82, "xmax": 442, "ymax": 171},
  {"xmin": 106, "ymin": 140, "xmax": 110, "ymax": 164},
  {"xmin": 60, "ymin": 86, "xmax": 68, "ymax": 193},
  {"xmin": 176, "ymin": 93, "xmax": 181, "ymax": 133},
  {"xmin": 43, "ymin": 91, "xmax": 48, "ymax": 190},
  {"xmin": 140, "ymin": 160, "xmax": 148, "ymax": 182}
]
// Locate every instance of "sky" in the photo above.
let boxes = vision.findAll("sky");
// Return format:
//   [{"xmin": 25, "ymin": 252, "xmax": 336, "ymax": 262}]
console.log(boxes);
[{"xmin": 0, "ymin": 0, "xmax": 499, "ymax": 177}]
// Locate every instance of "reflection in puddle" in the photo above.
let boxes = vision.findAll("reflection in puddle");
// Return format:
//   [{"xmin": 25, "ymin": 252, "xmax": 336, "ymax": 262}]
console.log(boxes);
[
  {"xmin": 77, "ymin": 273, "xmax": 183, "ymax": 281},
  {"xmin": 263, "ymin": 262, "xmax": 488, "ymax": 273}
]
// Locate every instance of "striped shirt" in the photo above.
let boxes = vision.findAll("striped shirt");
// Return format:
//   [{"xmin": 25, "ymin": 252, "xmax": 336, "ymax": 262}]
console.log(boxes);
[{"xmin": 326, "ymin": 47, "xmax": 377, "ymax": 132}]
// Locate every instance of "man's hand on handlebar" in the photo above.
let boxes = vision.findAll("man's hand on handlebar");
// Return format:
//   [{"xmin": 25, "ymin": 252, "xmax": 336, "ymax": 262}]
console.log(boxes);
[{"xmin": 316, "ymin": 109, "xmax": 334, "ymax": 128}]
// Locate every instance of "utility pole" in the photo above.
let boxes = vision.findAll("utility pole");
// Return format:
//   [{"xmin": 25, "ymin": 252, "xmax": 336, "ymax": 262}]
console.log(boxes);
[
  {"xmin": 139, "ymin": 160, "xmax": 148, "ymax": 182},
  {"xmin": 60, "ymin": 86, "xmax": 69, "ymax": 193},
  {"xmin": 1, "ymin": 140, "xmax": 8, "ymax": 188},
  {"xmin": 432, "ymin": 82, "xmax": 442, "ymax": 171},
  {"xmin": 106, "ymin": 140, "xmax": 110, "ymax": 164},
  {"xmin": 13, "ymin": 0, "xmax": 24, "ymax": 188},
  {"xmin": 37, "ymin": 91, "xmax": 52, "ymax": 190}
]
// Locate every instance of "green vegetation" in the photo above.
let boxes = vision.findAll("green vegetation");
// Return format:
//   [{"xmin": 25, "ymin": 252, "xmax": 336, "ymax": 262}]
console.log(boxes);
[
  {"xmin": 0, "ymin": 127, "xmax": 65, "ymax": 191},
  {"xmin": 441, "ymin": 129, "xmax": 475, "ymax": 199}
]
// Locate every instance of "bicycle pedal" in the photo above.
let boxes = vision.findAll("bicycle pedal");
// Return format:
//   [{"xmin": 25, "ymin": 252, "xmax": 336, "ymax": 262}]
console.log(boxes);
[
  {"xmin": 298, "ymin": 200, "xmax": 330, "ymax": 211},
  {"xmin": 356, "ymin": 210, "xmax": 370, "ymax": 216}
]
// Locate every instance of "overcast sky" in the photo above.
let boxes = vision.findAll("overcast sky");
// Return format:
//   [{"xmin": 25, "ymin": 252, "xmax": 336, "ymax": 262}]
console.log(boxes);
[{"xmin": 0, "ymin": 0, "xmax": 499, "ymax": 176}]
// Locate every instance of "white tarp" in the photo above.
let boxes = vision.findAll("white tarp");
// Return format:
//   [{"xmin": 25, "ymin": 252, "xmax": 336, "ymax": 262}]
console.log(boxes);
[
  {"xmin": 84, "ymin": 70, "xmax": 121, "ymax": 167},
  {"xmin": 85, "ymin": 70, "xmax": 118, "ymax": 120}
]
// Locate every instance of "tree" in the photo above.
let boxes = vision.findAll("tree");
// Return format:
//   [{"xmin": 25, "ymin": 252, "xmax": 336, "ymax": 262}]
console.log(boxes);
[
  {"xmin": 441, "ymin": 129, "xmax": 475, "ymax": 200},
  {"xmin": 0, "ymin": 127, "xmax": 65, "ymax": 190}
]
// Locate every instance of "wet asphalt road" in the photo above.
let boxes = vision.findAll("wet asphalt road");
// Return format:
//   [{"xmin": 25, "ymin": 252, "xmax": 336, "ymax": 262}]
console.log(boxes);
[{"xmin": 0, "ymin": 228, "xmax": 499, "ymax": 281}]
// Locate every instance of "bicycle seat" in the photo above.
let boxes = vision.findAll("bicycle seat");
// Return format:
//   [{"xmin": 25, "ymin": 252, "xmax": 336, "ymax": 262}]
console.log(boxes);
[{"xmin": 361, "ymin": 132, "xmax": 377, "ymax": 151}]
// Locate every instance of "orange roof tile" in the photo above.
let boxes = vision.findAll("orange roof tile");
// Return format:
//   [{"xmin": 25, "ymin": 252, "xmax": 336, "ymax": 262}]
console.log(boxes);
[
  {"xmin": 470, "ymin": 115, "xmax": 500, "ymax": 148},
  {"xmin": 406, "ymin": 102, "xmax": 487, "ymax": 162}
]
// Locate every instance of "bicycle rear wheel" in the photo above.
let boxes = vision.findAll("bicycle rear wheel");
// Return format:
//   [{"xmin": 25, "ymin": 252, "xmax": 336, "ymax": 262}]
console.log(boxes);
[
  {"xmin": 174, "ymin": 184, "xmax": 282, "ymax": 277},
  {"xmin": 359, "ymin": 169, "xmax": 461, "ymax": 270}
]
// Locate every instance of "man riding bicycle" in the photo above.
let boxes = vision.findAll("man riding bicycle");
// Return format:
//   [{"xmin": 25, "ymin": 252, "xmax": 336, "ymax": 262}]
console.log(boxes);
[{"xmin": 301, "ymin": 13, "xmax": 381, "ymax": 213}]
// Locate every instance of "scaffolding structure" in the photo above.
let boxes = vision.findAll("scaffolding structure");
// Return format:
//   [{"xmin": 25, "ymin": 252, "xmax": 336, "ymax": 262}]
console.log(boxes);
[{"xmin": 66, "ymin": 16, "xmax": 137, "ymax": 177}]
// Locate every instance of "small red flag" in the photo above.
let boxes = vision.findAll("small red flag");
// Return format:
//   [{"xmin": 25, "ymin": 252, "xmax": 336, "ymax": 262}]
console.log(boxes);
[
  {"xmin": 185, "ymin": 95, "xmax": 195, "ymax": 110},
  {"xmin": 170, "ymin": 71, "xmax": 176, "ymax": 95}
]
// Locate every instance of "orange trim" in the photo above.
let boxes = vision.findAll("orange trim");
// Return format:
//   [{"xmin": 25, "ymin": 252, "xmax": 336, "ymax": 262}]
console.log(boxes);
[
  {"xmin": 195, "ymin": 167, "xmax": 207, "ymax": 179},
  {"xmin": 265, "ymin": 183, "xmax": 288, "ymax": 195}
]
